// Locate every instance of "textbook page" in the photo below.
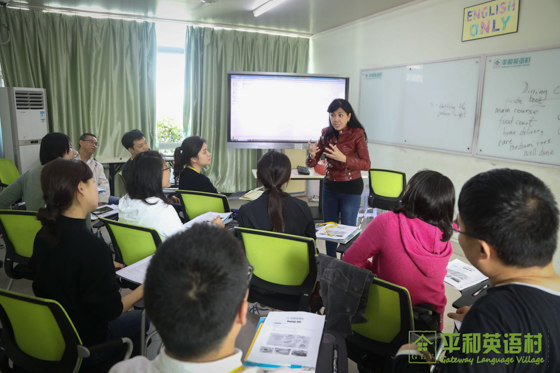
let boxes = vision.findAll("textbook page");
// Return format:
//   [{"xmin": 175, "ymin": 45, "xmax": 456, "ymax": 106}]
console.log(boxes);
[
  {"xmin": 116, "ymin": 255, "xmax": 153, "ymax": 284},
  {"xmin": 183, "ymin": 212, "xmax": 232, "ymax": 229},
  {"xmin": 444, "ymin": 259, "xmax": 488, "ymax": 291},
  {"xmin": 245, "ymin": 311, "xmax": 325, "ymax": 369},
  {"xmin": 315, "ymin": 223, "xmax": 360, "ymax": 244}
]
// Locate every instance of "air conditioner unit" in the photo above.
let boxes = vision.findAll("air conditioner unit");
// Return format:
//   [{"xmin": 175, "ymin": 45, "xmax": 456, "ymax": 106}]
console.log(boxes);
[{"xmin": 0, "ymin": 87, "xmax": 49, "ymax": 173}]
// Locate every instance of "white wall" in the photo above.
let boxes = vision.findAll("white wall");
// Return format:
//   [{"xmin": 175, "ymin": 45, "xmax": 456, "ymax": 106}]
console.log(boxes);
[{"xmin": 310, "ymin": 0, "xmax": 560, "ymax": 272}]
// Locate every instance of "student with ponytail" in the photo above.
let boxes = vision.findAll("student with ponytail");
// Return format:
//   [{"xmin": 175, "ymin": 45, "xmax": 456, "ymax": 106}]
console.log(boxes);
[
  {"xmin": 30, "ymin": 159, "xmax": 145, "ymax": 368},
  {"xmin": 173, "ymin": 136, "xmax": 217, "ymax": 193},
  {"xmin": 237, "ymin": 151, "xmax": 315, "ymax": 239}
]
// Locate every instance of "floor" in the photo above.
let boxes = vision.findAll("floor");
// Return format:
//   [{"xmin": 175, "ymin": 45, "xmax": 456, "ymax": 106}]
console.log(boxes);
[{"xmin": 0, "ymin": 198, "xmax": 466, "ymax": 372}]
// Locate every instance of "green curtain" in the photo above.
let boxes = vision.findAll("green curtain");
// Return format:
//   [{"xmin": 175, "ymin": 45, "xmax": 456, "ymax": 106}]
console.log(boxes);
[
  {"xmin": 0, "ymin": 7, "xmax": 156, "ymax": 159},
  {"xmin": 184, "ymin": 26, "xmax": 309, "ymax": 193}
]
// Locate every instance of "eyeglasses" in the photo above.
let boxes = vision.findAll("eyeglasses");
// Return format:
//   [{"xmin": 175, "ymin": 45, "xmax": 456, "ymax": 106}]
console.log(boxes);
[
  {"xmin": 83, "ymin": 139, "xmax": 99, "ymax": 147},
  {"xmin": 162, "ymin": 167, "xmax": 171, "ymax": 172},
  {"xmin": 452, "ymin": 225, "xmax": 482, "ymax": 240}
]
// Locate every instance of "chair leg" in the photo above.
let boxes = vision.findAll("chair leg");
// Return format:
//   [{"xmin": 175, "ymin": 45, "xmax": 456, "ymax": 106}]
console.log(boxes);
[{"xmin": 6, "ymin": 279, "xmax": 13, "ymax": 291}]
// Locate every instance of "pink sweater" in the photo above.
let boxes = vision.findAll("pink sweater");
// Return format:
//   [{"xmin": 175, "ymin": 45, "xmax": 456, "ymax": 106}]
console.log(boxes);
[{"xmin": 342, "ymin": 212, "xmax": 452, "ymax": 318}]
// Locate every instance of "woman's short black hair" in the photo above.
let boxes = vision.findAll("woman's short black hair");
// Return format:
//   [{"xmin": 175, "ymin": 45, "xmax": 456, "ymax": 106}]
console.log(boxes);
[
  {"xmin": 126, "ymin": 150, "xmax": 169, "ymax": 205},
  {"xmin": 39, "ymin": 132, "xmax": 71, "ymax": 165},
  {"xmin": 394, "ymin": 170, "xmax": 455, "ymax": 241}
]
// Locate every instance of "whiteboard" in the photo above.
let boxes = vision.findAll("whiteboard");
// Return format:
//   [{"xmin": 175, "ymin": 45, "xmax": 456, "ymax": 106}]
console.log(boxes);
[
  {"xmin": 359, "ymin": 57, "xmax": 481, "ymax": 153},
  {"xmin": 477, "ymin": 48, "xmax": 560, "ymax": 166}
]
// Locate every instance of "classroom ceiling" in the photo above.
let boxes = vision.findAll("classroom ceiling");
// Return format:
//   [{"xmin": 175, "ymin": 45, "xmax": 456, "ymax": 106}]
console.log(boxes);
[{"xmin": 10, "ymin": 0, "xmax": 421, "ymax": 35}]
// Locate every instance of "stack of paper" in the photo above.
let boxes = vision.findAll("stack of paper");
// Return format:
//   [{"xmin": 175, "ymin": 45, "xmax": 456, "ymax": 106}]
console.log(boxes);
[
  {"xmin": 445, "ymin": 259, "xmax": 488, "ymax": 291},
  {"xmin": 315, "ymin": 223, "xmax": 361, "ymax": 244},
  {"xmin": 245, "ymin": 311, "xmax": 325, "ymax": 370}
]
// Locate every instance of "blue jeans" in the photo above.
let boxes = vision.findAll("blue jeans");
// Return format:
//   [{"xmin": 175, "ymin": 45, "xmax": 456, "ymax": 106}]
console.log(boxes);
[{"xmin": 322, "ymin": 186, "xmax": 362, "ymax": 257}]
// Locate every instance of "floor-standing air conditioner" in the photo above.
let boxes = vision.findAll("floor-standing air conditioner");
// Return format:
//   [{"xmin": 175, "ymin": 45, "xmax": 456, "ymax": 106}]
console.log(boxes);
[{"xmin": 0, "ymin": 87, "xmax": 49, "ymax": 173}]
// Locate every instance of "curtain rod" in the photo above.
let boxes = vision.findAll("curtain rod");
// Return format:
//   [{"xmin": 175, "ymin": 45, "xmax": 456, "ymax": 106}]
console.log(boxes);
[{"xmin": 5, "ymin": 2, "xmax": 311, "ymax": 39}]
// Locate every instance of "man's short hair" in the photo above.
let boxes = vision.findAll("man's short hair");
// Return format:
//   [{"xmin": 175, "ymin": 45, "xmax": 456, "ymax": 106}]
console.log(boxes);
[
  {"xmin": 144, "ymin": 224, "xmax": 249, "ymax": 359},
  {"xmin": 121, "ymin": 129, "xmax": 145, "ymax": 150},
  {"xmin": 459, "ymin": 168, "xmax": 559, "ymax": 267},
  {"xmin": 79, "ymin": 132, "xmax": 97, "ymax": 141}
]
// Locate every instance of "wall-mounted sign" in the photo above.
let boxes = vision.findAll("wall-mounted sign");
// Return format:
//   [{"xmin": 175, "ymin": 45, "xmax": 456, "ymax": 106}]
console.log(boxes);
[{"xmin": 462, "ymin": 0, "xmax": 519, "ymax": 42}]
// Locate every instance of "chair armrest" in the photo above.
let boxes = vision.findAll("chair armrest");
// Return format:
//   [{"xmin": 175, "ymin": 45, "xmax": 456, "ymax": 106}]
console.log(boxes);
[{"xmin": 78, "ymin": 337, "xmax": 133, "ymax": 360}]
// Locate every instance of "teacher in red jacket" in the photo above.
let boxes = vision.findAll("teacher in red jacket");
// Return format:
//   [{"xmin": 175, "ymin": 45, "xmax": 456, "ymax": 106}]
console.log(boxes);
[{"xmin": 307, "ymin": 98, "xmax": 371, "ymax": 257}]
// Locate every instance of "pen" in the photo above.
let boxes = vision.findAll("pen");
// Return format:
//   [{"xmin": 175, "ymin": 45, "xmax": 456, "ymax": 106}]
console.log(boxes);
[
  {"xmin": 333, "ymin": 345, "xmax": 338, "ymax": 373},
  {"xmin": 472, "ymin": 283, "xmax": 489, "ymax": 297}
]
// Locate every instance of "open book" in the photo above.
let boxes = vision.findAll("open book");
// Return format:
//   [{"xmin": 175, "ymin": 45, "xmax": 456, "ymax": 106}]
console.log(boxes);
[
  {"xmin": 245, "ymin": 311, "xmax": 325, "ymax": 370},
  {"xmin": 444, "ymin": 259, "xmax": 488, "ymax": 291},
  {"xmin": 315, "ymin": 222, "xmax": 361, "ymax": 244}
]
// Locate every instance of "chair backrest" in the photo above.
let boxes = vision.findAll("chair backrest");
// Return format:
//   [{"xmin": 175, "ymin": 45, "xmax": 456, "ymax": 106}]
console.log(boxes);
[
  {"xmin": 351, "ymin": 277, "xmax": 414, "ymax": 355},
  {"xmin": 100, "ymin": 218, "xmax": 161, "ymax": 266},
  {"xmin": 0, "ymin": 210, "xmax": 41, "ymax": 262},
  {"xmin": 0, "ymin": 158, "xmax": 20, "ymax": 188},
  {"xmin": 368, "ymin": 169, "xmax": 407, "ymax": 210},
  {"xmin": 234, "ymin": 227, "xmax": 317, "ymax": 295},
  {"xmin": 177, "ymin": 190, "xmax": 231, "ymax": 220},
  {"xmin": 0, "ymin": 289, "xmax": 83, "ymax": 372}
]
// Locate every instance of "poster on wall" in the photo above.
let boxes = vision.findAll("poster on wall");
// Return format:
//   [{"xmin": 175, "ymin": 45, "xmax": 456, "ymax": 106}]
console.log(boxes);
[{"xmin": 462, "ymin": 0, "xmax": 520, "ymax": 42}]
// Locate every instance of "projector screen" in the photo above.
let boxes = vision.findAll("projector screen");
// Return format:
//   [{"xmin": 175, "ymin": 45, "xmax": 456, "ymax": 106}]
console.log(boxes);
[{"xmin": 228, "ymin": 72, "xmax": 349, "ymax": 148}]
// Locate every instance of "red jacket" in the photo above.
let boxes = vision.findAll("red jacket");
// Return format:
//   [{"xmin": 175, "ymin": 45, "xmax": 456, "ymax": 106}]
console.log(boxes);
[{"xmin": 306, "ymin": 127, "xmax": 371, "ymax": 182}]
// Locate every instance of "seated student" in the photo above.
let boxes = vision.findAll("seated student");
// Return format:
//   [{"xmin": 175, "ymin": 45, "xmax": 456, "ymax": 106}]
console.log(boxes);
[
  {"xmin": 118, "ymin": 151, "xmax": 185, "ymax": 241},
  {"xmin": 395, "ymin": 168, "xmax": 560, "ymax": 372},
  {"xmin": 173, "ymin": 135, "xmax": 218, "ymax": 193},
  {"xmin": 110, "ymin": 224, "xmax": 289, "ymax": 373},
  {"xmin": 76, "ymin": 132, "xmax": 115, "ymax": 205},
  {"xmin": 342, "ymin": 170, "xmax": 454, "ymax": 329},
  {"xmin": 30, "ymin": 158, "xmax": 144, "ymax": 369},
  {"xmin": 0, "ymin": 132, "xmax": 77, "ymax": 211},
  {"xmin": 237, "ymin": 150, "xmax": 316, "ymax": 239},
  {"xmin": 120, "ymin": 129, "xmax": 149, "ymax": 181}
]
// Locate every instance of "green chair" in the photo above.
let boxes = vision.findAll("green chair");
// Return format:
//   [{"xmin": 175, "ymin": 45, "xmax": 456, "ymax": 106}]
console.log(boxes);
[
  {"xmin": 368, "ymin": 169, "xmax": 407, "ymax": 211},
  {"xmin": 346, "ymin": 277, "xmax": 415, "ymax": 364},
  {"xmin": 99, "ymin": 218, "xmax": 161, "ymax": 356},
  {"xmin": 0, "ymin": 210, "xmax": 41, "ymax": 290},
  {"xmin": 99, "ymin": 218, "xmax": 161, "ymax": 267},
  {"xmin": 0, "ymin": 289, "xmax": 132, "ymax": 373},
  {"xmin": 234, "ymin": 227, "xmax": 318, "ymax": 311},
  {"xmin": 176, "ymin": 190, "xmax": 230, "ymax": 221},
  {"xmin": 0, "ymin": 159, "xmax": 20, "ymax": 189}
]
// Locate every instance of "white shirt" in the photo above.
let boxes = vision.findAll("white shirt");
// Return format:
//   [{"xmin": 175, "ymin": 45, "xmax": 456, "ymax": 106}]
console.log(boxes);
[
  {"xmin": 109, "ymin": 348, "xmax": 264, "ymax": 373},
  {"xmin": 76, "ymin": 154, "xmax": 110, "ymax": 203},
  {"xmin": 118, "ymin": 195, "xmax": 183, "ymax": 241}
]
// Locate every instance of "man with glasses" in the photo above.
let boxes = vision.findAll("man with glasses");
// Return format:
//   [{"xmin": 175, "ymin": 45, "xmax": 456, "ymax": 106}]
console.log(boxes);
[
  {"xmin": 110, "ymin": 224, "xmax": 281, "ymax": 373},
  {"xmin": 395, "ymin": 168, "xmax": 560, "ymax": 372},
  {"xmin": 77, "ymin": 132, "xmax": 113, "ymax": 205}
]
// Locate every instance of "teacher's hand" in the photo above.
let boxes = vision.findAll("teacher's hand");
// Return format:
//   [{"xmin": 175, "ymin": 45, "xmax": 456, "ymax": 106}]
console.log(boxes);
[
  {"xmin": 324, "ymin": 144, "xmax": 347, "ymax": 163},
  {"xmin": 308, "ymin": 140, "xmax": 319, "ymax": 159}
]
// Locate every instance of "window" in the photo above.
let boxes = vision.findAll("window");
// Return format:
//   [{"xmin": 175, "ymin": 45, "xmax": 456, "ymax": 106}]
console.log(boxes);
[{"xmin": 156, "ymin": 22, "xmax": 186, "ymax": 155}]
